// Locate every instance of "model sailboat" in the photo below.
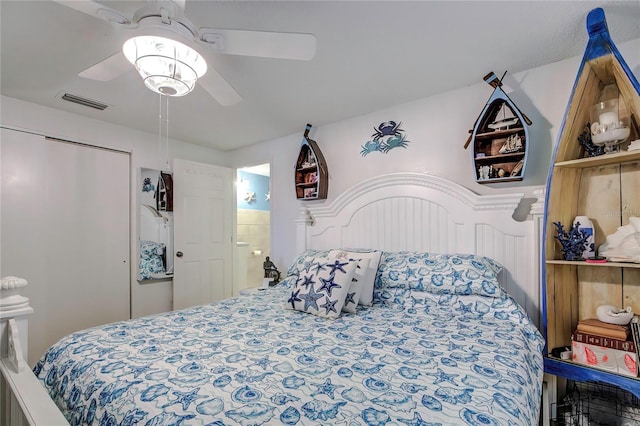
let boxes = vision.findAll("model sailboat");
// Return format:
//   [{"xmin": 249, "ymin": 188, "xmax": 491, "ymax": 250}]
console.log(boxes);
[{"xmin": 488, "ymin": 103, "xmax": 520, "ymax": 131}]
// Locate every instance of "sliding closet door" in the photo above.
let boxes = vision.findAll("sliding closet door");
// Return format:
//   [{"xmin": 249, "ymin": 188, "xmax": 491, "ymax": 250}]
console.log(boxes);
[{"xmin": 1, "ymin": 129, "xmax": 130, "ymax": 366}]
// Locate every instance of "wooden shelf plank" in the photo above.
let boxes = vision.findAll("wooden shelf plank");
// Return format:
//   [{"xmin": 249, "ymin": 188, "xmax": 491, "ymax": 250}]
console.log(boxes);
[
  {"xmin": 475, "ymin": 152, "xmax": 525, "ymax": 162},
  {"xmin": 474, "ymin": 127, "xmax": 525, "ymax": 139},
  {"xmin": 296, "ymin": 164, "xmax": 318, "ymax": 172},
  {"xmin": 476, "ymin": 176, "xmax": 524, "ymax": 184},
  {"xmin": 546, "ymin": 259, "xmax": 640, "ymax": 269},
  {"xmin": 554, "ymin": 150, "xmax": 640, "ymax": 168}
]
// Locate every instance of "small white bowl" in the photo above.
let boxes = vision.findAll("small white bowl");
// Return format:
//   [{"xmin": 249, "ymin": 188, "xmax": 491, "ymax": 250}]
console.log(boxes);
[{"xmin": 596, "ymin": 305, "xmax": 634, "ymax": 325}]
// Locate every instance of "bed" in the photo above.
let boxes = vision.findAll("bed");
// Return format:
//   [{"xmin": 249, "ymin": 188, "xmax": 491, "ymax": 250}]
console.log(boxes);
[{"xmin": 0, "ymin": 172, "xmax": 546, "ymax": 425}]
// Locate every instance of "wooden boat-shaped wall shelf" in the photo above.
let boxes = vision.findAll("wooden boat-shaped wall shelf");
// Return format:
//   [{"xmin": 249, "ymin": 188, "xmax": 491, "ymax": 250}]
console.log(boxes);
[
  {"xmin": 465, "ymin": 71, "xmax": 532, "ymax": 184},
  {"xmin": 295, "ymin": 123, "xmax": 328, "ymax": 200},
  {"xmin": 542, "ymin": 8, "xmax": 640, "ymax": 398}
]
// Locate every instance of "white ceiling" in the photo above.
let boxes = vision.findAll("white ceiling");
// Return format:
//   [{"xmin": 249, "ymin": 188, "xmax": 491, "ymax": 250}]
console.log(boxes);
[{"xmin": 1, "ymin": 1, "xmax": 639, "ymax": 152}]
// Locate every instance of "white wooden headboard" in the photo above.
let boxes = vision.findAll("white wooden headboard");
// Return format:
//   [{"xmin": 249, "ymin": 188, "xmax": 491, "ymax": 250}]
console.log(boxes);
[
  {"xmin": 0, "ymin": 173, "xmax": 543, "ymax": 426},
  {"xmin": 296, "ymin": 172, "xmax": 544, "ymax": 328}
]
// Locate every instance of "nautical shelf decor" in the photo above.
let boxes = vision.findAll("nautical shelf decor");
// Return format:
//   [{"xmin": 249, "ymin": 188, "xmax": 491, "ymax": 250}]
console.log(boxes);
[
  {"xmin": 542, "ymin": 8, "xmax": 640, "ymax": 398},
  {"xmin": 465, "ymin": 71, "xmax": 532, "ymax": 184},
  {"xmin": 294, "ymin": 123, "xmax": 328, "ymax": 200}
]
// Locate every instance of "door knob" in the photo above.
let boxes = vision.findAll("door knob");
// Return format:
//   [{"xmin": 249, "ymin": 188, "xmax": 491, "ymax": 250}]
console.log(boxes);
[{"xmin": 176, "ymin": 251, "xmax": 183, "ymax": 257}]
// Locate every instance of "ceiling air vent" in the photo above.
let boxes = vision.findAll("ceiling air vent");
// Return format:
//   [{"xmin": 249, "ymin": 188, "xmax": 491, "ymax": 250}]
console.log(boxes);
[{"xmin": 60, "ymin": 92, "xmax": 108, "ymax": 110}]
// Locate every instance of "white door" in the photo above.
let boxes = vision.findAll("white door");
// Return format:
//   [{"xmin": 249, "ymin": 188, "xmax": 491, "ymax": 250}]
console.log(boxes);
[
  {"xmin": 173, "ymin": 159, "xmax": 233, "ymax": 310},
  {"xmin": 1, "ymin": 129, "xmax": 130, "ymax": 365}
]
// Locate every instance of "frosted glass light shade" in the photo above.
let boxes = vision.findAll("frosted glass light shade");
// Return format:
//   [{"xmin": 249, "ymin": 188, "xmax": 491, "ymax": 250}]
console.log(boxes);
[{"xmin": 123, "ymin": 36, "xmax": 207, "ymax": 96}]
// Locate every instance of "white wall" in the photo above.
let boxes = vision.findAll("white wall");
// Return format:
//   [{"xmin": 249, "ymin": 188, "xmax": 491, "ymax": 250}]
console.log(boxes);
[
  {"xmin": 2, "ymin": 37, "xmax": 638, "ymax": 315},
  {"xmin": 228, "ymin": 38, "xmax": 640, "ymax": 273},
  {"xmin": 0, "ymin": 96, "xmax": 230, "ymax": 318}
]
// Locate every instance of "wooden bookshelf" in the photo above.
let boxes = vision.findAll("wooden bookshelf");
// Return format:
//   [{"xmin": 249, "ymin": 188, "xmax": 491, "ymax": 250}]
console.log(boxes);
[
  {"xmin": 294, "ymin": 124, "xmax": 328, "ymax": 200},
  {"xmin": 542, "ymin": 8, "xmax": 640, "ymax": 398}
]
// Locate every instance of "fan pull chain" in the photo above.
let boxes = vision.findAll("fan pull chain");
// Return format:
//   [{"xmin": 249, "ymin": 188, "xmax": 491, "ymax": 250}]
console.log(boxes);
[
  {"xmin": 158, "ymin": 93, "xmax": 162, "ymax": 167},
  {"xmin": 165, "ymin": 95, "xmax": 170, "ymax": 172},
  {"xmin": 157, "ymin": 94, "xmax": 171, "ymax": 172}
]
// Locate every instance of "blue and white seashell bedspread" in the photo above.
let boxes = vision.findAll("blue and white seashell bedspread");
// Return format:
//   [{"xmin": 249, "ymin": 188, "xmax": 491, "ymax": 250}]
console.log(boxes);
[{"xmin": 34, "ymin": 282, "xmax": 544, "ymax": 425}]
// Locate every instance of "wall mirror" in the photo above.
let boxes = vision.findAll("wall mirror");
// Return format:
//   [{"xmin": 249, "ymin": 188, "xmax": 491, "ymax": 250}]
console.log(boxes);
[{"xmin": 139, "ymin": 168, "xmax": 174, "ymax": 281}]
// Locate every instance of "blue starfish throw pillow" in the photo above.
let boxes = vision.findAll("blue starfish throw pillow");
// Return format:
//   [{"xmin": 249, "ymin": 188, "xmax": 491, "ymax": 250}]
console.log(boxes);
[{"xmin": 285, "ymin": 256, "xmax": 357, "ymax": 319}]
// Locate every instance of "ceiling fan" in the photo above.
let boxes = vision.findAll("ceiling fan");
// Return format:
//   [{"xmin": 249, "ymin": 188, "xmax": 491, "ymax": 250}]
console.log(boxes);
[{"xmin": 52, "ymin": 0, "xmax": 316, "ymax": 105}]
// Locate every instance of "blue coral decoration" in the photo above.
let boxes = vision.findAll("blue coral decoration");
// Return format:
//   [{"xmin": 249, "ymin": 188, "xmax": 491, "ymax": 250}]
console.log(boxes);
[{"xmin": 553, "ymin": 221, "xmax": 589, "ymax": 261}]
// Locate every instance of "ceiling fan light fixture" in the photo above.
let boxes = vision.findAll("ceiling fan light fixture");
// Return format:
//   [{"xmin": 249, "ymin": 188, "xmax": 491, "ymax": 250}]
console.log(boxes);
[{"xmin": 123, "ymin": 35, "xmax": 207, "ymax": 96}]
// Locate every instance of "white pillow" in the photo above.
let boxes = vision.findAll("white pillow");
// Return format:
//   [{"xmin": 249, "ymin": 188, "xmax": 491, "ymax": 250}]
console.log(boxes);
[
  {"xmin": 285, "ymin": 256, "xmax": 357, "ymax": 319},
  {"xmin": 329, "ymin": 250, "xmax": 382, "ymax": 306},
  {"xmin": 342, "ymin": 258, "xmax": 370, "ymax": 313}
]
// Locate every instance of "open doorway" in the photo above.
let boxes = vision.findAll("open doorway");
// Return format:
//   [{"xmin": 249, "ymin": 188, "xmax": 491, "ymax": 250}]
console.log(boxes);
[{"xmin": 236, "ymin": 163, "xmax": 271, "ymax": 294}]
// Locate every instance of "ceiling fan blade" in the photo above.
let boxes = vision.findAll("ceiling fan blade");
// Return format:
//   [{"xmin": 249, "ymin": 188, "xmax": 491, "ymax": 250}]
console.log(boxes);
[
  {"xmin": 51, "ymin": 0, "xmax": 131, "ymax": 24},
  {"xmin": 198, "ymin": 68, "xmax": 242, "ymax": 106},
  {"xmin": 79, "ymin": 52, "xmax": 131, "ymax": 81},
  {"xmin": 198, "ymin": 28, "xmax": 316, "ymax": 61}
]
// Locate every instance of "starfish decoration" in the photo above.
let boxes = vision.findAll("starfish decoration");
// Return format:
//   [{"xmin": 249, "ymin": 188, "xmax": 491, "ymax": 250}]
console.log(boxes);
[
  {"xmin": 244, "ymin": 192, "xmax": 256, "ymax": 203},
  {"xmin": 404, "ymin": 266, "xmax": 417, "ymax": 278},
  {"xmin": 457, "ymin": 301, "xmax": 473, "ymax": 314},
  {"xmin": 359, "ymin": 349, "xmax": 375, "ymax": 360},
  {"xmin": 162, "ymin": 388, "xmax": 206, "ymax": 410},
  {"xmin": 310, "ymin": 378, "xmax": 343, "ymax": 399},
  {"xmin": 450, "ymin": 269, "xmax": 464, "ymax": 283},
  {"xmin": 265, "ymin": 191, "xmax": 270, "ymax": 201},
  {"xmin": 328, "ymin": 259, "xmax": 349, "ymax": 275},
  {"xmin": 287, "ymin": 289, "xmax": 302, "ymax": 309},
  {"xmin": 253, "ymin": 356, "xmax": 271, "ymax": 370},
  {"xmin": 300, "ymin": 274, "xmax": 315, "ymax": 289},
  {"xmin": 344, "ymin": 292, "xmax": 356, "ymax": 307},
  {"xmin": 427, "ymin": 368, "xmax": 459, "ymax": 385},
  {"xmin": 314, "ymin": 260, "xmax": 328, "ymax": 274},
  {"xmin": 472, "ymin": 395, "xmax": 496, "ymax": 414},
  {"xmin": 293, "ymin": 275, "xmax": 302, "ymax": 287},
  {"xmin": 302, "ymin": 260, "xmax": 316, "ymax": 274},
  {"xmin": 300, "ymin": 285, "xmax": 324, "ymax": 311},
  {"xmin": 318, "ymin": 275, "xmax": 342, "ymax": 297},
  {"xmin": 320, "ymin": 296, "xmax": 338, "ymax": 315}
]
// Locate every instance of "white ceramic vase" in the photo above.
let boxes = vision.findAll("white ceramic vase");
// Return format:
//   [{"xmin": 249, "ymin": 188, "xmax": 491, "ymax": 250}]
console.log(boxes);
[{"xmin": 573, "ymin": 215, "xmax": 595, "ymax": 260}]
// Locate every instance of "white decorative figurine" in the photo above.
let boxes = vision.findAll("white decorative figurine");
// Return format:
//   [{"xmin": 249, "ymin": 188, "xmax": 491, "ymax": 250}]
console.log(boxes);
[
  {"xmin": 596, "ymin": 305, "xmax": 634, "ymax": 325},
  {"xmin": 599, "ymin": 216, "xmax": 640, "ymax": 263}
]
